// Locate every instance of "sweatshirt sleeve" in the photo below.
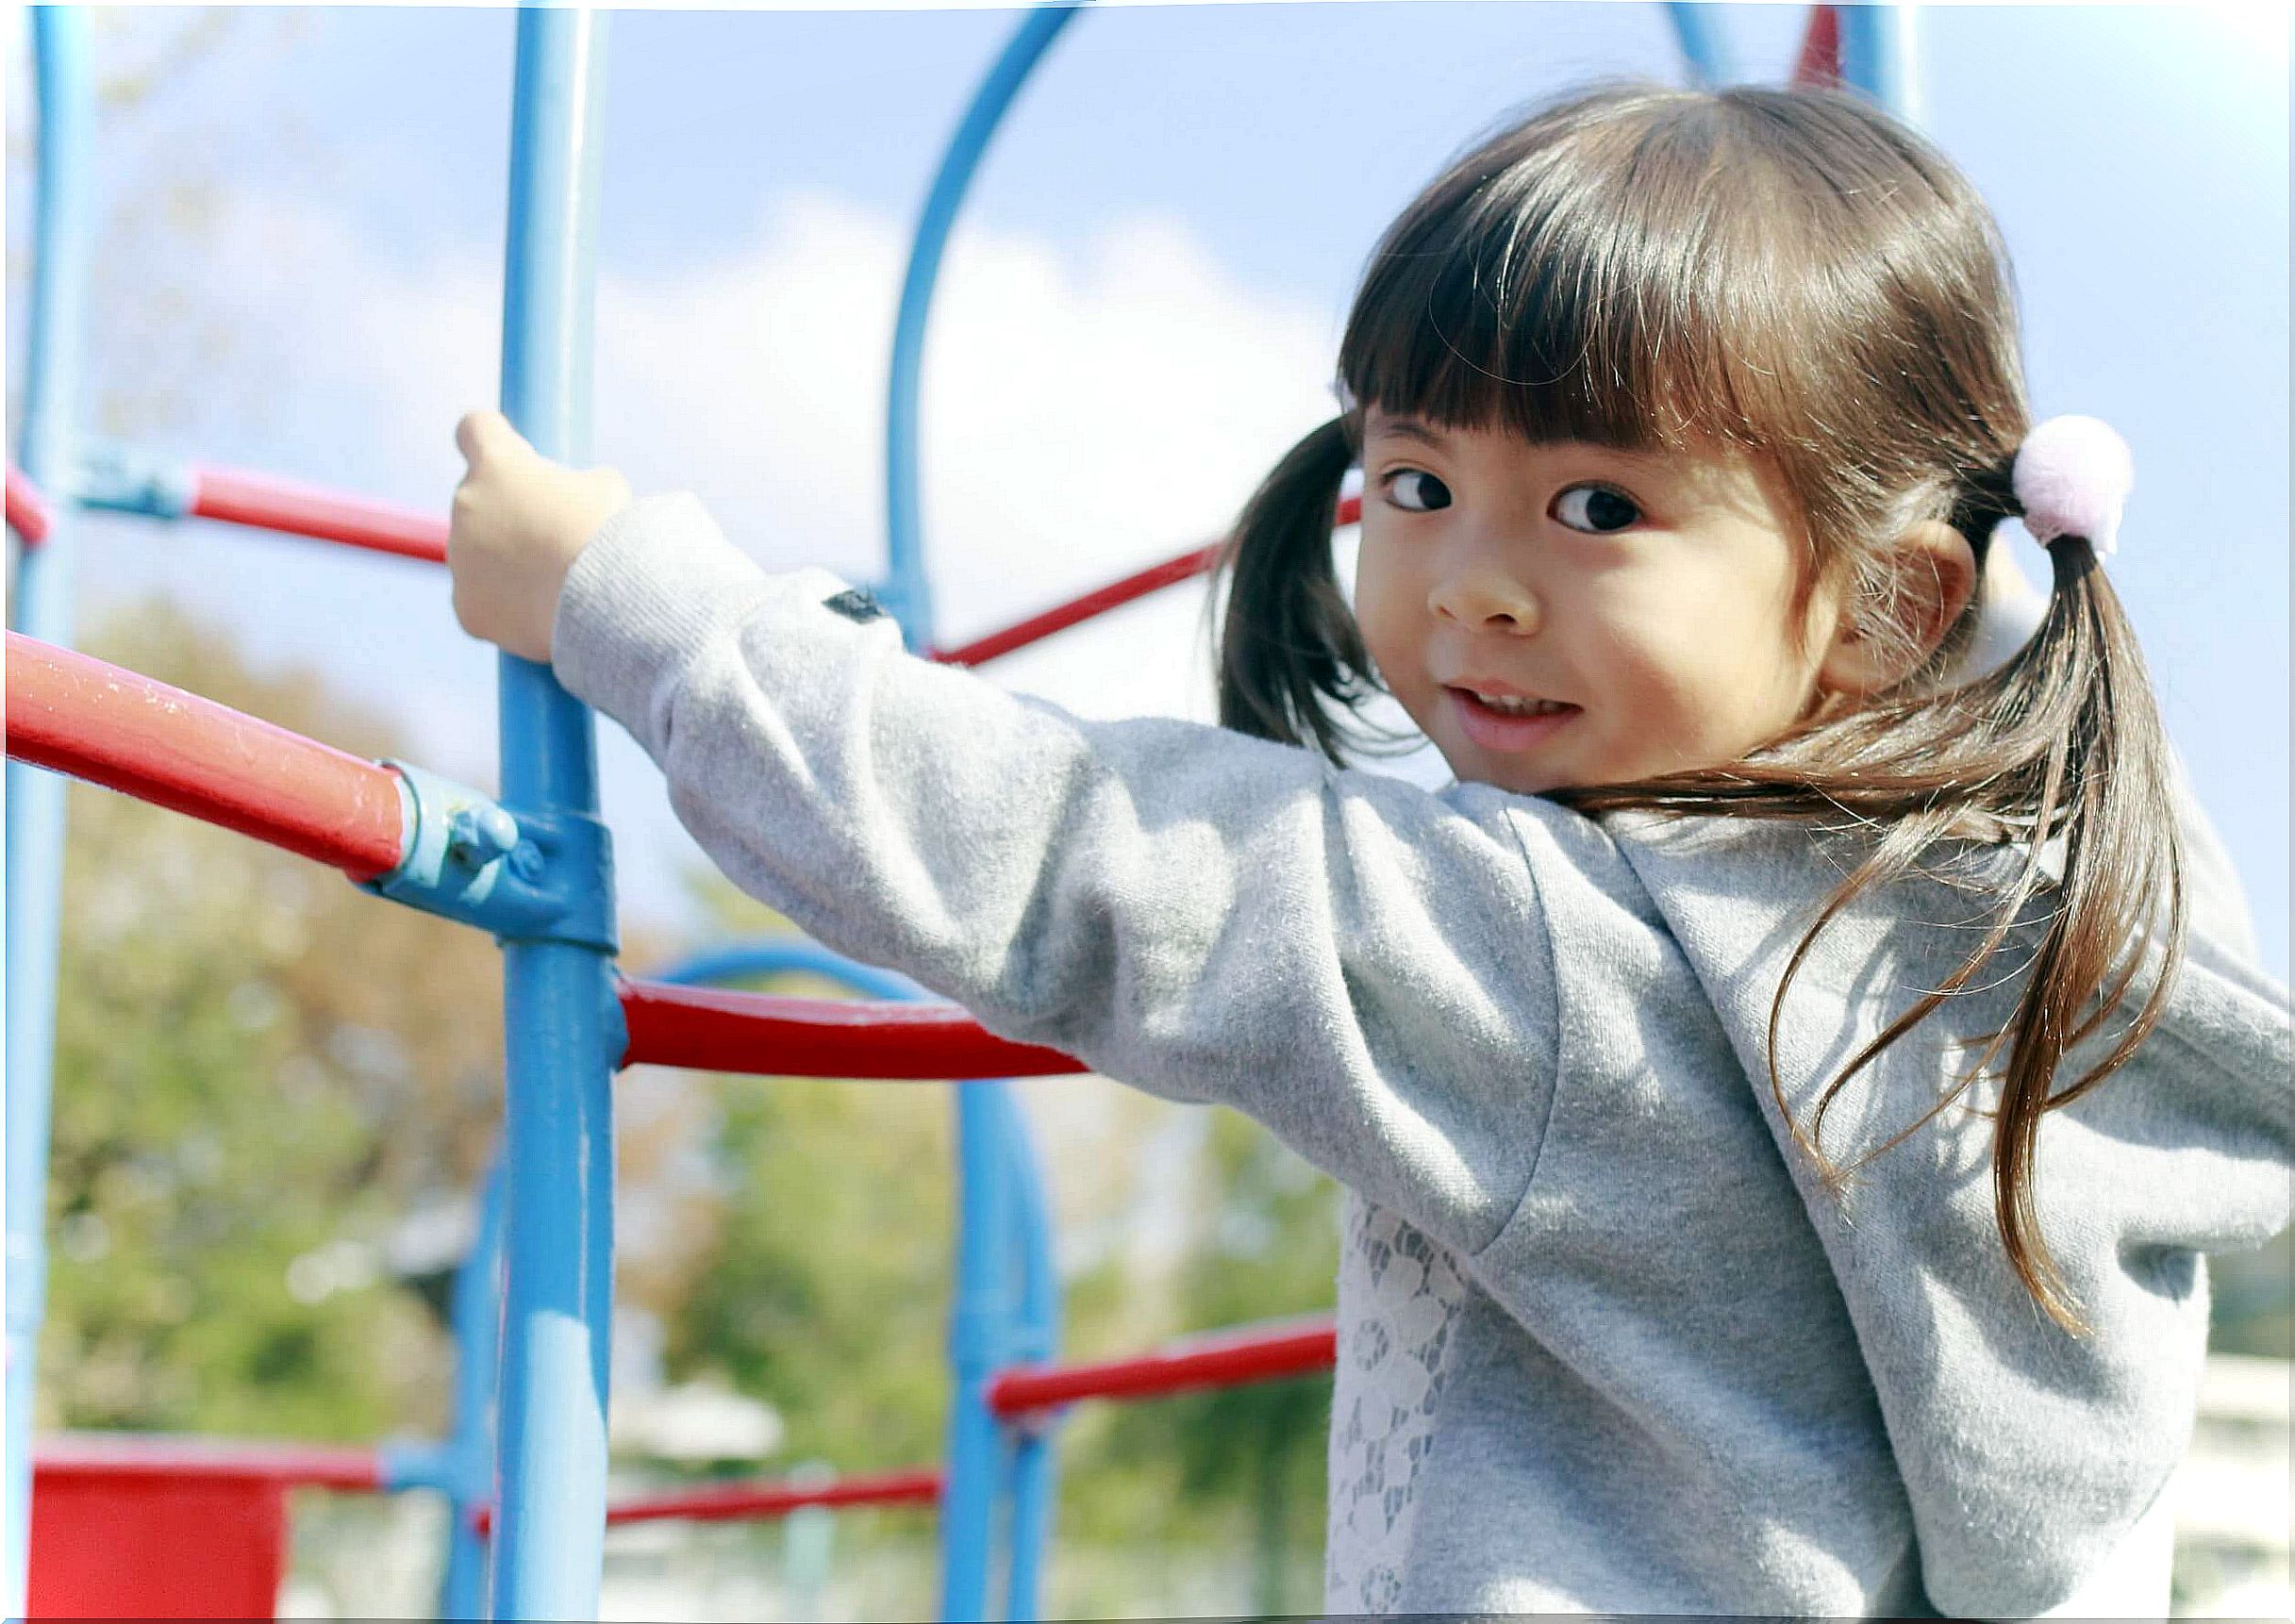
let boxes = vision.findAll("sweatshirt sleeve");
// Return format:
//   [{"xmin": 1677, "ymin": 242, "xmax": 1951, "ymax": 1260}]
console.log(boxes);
[{"xmin": 552, "ymin": 493, "xmax": 1562, "ymax": 1258}]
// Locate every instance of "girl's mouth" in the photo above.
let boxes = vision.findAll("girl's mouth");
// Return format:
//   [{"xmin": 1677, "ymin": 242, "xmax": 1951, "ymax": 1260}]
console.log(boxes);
[{"xmin": 1446, "ymin": 687, "xmax": 1580, "ymax": 753}]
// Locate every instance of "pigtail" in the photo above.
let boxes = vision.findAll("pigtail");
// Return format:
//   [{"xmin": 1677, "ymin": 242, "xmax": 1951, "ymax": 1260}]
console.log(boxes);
[
  {"xmin": 1564, "ymin": 489, "xmax": 2189, "ymax": 1335},
  {"xmin": 1970, "ymin": 533, "xmax": 2187, "ymax": 1332},
  {"xmin": 1790, "ymin": 526, "xmax": 2186, "ymax": 1337},
  {"xmin": 1214, "ymin": 415, "xmax": 1395, "ymax": 764}
]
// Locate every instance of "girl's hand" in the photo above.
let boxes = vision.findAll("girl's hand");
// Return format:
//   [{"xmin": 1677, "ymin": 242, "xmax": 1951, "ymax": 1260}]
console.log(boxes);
[{"xmin": 447, "ymin": 409, "xmax": 633, "ymax": 664}]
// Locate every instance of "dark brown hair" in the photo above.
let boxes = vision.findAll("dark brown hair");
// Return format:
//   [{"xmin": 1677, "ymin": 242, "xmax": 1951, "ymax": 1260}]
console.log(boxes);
[{"xmin": 1214, "ymin": 81, "xmax": 2185, "ymax": 1335}]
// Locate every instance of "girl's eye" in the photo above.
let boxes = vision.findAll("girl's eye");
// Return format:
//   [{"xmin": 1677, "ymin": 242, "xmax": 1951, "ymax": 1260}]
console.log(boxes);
[
  {"xmin": 1554, "ymin": 485, "xmax": 1639, "ymax": 534},
  {"xmin": 1385, "ymin": 469, "xmax": 1452, "ymax": 512}
]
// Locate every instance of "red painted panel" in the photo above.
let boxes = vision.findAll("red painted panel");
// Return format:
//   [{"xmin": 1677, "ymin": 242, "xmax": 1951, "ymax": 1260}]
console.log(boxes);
[
  {"xmin": 27, "ymin": 1469, "xmax": 288, "ymax": 1617},
  {"xmin": 3, "ymin": 632, "xmax": 407, "ymax": 881}
]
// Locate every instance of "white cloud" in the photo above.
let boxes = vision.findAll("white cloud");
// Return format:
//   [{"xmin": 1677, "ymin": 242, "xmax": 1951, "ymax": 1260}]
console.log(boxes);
[
  {"xmin": 592, "ymin": 189, "xmax": 1339, "ymax": 643},
  {"xmin": 69, "ymin": 179, "xmax": 1358, "ymax": 937}
]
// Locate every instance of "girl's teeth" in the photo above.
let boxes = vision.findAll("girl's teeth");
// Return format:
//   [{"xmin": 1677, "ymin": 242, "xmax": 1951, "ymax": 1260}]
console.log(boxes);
[{"xmin": 1476, "ymin": 693, "xmax": 1564, "ymax": 716}]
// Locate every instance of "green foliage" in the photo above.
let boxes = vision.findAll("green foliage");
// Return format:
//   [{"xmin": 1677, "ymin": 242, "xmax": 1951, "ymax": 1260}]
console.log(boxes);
[
  {"xmin": 1056, "ymin": 1109, "xmax": 1339, "ymax": 1613},
  {"xmin": 665, "ymin": 1068, "xmax": 956, "ymax": 1471},
  {"xmin": 39, "ymin": 599, "xmax": 505, "ymax": 1442},
  {"xmin": 2209, "ymin": 1231, "xmax": 2293, "ymax": 1357},
  {"xmin": 646, "ymin": 868, "xmax": 956, "ymax": 1469}
]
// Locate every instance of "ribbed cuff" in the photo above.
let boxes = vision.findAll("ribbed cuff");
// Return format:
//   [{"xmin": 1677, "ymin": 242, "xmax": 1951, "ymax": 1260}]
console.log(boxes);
[{"xmin": 552, "ymin": 491, "xmax": 812, "ymax": 753}]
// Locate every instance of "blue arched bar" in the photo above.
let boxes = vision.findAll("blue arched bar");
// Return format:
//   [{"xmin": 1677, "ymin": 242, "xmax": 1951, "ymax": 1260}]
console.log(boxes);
[{"xmin": 881, "ymin": 2, "xmax": 1084, "ymax": 648}]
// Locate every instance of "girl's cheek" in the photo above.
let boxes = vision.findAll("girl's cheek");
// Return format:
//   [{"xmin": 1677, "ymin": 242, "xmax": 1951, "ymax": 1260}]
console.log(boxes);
[{"xmin": 1350, "ymin": 543, "xmax": 1414, "ymax": 663}]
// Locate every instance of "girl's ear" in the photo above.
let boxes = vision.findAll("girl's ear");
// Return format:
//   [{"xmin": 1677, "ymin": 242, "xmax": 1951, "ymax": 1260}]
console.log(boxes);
[{"xmin": 1816, "ymin": 520, "xmax": 1980, "ymax": 697}]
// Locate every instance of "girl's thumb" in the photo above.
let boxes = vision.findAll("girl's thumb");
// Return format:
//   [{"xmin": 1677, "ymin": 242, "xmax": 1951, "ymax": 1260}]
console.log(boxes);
[{"xmin": 456, "ymin": 409, "xmax": 530, "ymax": 468}]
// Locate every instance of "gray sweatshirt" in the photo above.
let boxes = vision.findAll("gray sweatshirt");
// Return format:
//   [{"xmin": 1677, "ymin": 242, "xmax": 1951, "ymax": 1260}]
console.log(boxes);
[{"xmin": 554, "ymin": 494, "xmax": 2291, "ymax": 1619}]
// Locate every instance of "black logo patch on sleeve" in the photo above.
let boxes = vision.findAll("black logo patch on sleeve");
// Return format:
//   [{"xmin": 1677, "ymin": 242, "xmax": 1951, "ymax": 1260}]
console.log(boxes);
[{"xmin": 823, "ymin": 587, "xmax": 889, "ymax": 624}]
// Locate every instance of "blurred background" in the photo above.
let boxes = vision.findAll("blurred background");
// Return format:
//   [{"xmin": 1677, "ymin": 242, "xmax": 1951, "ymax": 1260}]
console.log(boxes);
[{"xmin": 7, "ymin": 3, "xmax": 2287, "ymax": 1616}]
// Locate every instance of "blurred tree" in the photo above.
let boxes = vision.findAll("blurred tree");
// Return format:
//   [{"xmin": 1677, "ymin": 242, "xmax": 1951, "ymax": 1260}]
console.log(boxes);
[
  {"xmin": 647, "ymin": 870, "xmax": 956, "ymax": 1472},
  {"xmin": 41, "ymin": 597, "xmax": 502, "ymax": 1439},
  {"xmin": 2208, "ymin": 1232, "xmax": 2293, "ymax": 1358},
  {"xmin": 6, "ymin": 8, "xmax": 320, "ymax": 441},
  {"xmin": 1057, "ymin": 1108, "xmax": 1338, "ymax": 1612},
  {"xmin": 37, "ymin": 594, "xmax": 685, "ymax": 1441}
]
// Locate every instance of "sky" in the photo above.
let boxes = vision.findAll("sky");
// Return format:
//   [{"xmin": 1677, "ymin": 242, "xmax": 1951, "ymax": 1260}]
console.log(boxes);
[{"xmin": 6, "ymin": 1, "xmax": 2288, "ymax": 979}]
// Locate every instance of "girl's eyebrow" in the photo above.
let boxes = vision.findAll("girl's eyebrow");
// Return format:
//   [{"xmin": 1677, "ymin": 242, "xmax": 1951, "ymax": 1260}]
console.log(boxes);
[
  {"xmin": 1365, "ymin": 416, "xmax": 1689, "ymax": 490},
  {"xmin": 1364, "ymin": 415, "xmax": 1447, "ymax": 448}
]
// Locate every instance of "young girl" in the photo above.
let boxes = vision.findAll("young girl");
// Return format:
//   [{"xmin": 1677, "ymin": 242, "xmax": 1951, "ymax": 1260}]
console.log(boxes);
[{"xmin": 447, "ymin": 82, "xmax": 2289, "ymax": 1617}]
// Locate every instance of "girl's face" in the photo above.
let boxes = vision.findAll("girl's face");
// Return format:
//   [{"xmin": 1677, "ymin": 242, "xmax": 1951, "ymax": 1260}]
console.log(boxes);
[{"xmin": 1355, "ymin": 409, "xmax": 1845, "ymax": 797}]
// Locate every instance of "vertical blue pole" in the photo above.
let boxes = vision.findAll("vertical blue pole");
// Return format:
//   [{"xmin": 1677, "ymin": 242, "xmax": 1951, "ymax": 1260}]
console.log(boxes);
[
  {"xmin": 1838, "ymin": 5, "xmax": 1919, "ymax": 123},
  {"xmin": 487, "ymin": 10, "xmax": 620, "ymax": 1619},
  {"xmin": 882, "ymin": 4, "xmax": 1082, "ymax": 649},
  {"xmin": 439, "ymin": 1160, "xmax": 506, "ymax": 1620},
  {"xmin": 1662, "ymin": 2, "xmax": 1737, "ymax": 88},
  {"xmin": 1001, "ymin": 1095, "xmax": 1062, "ymax": 1623},
  {"xmin": 938, "ymin": 1083, "xmax": 1014, "ymax": 1622},
  {"xmin": 4, "ymin": 9, "xmax": 92, "ymax": 1612}
]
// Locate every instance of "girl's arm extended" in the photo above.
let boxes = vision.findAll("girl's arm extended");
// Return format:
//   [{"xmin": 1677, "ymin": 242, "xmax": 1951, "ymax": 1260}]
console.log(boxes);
[{"xmin": 554, "ymin": 494, "xmax": 1563, "ymax": 1260}]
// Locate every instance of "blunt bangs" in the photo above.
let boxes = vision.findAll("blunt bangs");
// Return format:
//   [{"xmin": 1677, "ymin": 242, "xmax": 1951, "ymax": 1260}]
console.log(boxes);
[{"xmin": 1336, "ymin": 85, "xmax": 1828, "ymax": 468}]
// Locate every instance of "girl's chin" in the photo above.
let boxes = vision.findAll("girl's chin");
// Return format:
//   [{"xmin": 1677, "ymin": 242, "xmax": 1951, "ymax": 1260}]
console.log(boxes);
[{"xmin": 1437, "ymin": 744, "xmax": 1578, "ymax": 798}]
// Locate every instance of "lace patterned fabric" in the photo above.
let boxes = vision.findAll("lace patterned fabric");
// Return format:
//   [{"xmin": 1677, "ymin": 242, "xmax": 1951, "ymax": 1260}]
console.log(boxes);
[{"xmin": 1323, "ymin": 1192, "xmax": 1472, "ymax": 1614}]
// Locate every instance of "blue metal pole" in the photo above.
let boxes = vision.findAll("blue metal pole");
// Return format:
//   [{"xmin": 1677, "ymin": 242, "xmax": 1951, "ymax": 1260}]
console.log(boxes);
[
  {"xmin": 1000, "ymin": 1093, "xmax": 1062, "ymax": 1623},
  {"xmin": 882, "ymin": 3, "xmax": 1084, "ymax": 649},
  {"xmin": 441, "ymin": 1159, "xmax": 506, "ymax": 1620},
  {"xmin": 1662, "ymin": 2, "xmax": 1737, "ymax": 88},
  {"xmin": 486, "ymin": 10, "xmax": 621, "ymax": 1618},
  {"xmin": 1838, "ymin": 5, "xmax": 1920, "ymax": 123},
  {"xmin": 4, "ymin": 9, "xmax": 93, "ymax": 1612},
  {"xmin": 939, "ymin": 1083, "xmax": 1014, "ymax": 1622}
]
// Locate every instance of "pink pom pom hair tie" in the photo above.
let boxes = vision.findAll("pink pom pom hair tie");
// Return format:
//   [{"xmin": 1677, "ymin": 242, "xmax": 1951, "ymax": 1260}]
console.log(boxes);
[{"xmin": 2011, "ymin": 415, "xmax": 2134, "ymax": 559}]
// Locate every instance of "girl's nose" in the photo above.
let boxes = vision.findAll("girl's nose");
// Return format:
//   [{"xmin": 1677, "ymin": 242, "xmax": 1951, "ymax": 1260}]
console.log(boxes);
[{"xmin": 1429, "ymin": 567, "xmax": 1542, "ymax": 636}]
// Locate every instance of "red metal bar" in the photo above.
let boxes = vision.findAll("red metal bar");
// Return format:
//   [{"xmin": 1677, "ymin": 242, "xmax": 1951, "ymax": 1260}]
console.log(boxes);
[
  {"xmin": 471, "ymin": 1467, "xmax": 941, "ymax": 1534},
  {"xmin": 607, "ymin": 1467, "xmax": 942, "ymax": 1528},
  {"xmin": 189, "ymin": 464, "xmax": 449, "ymax": 565},
  {"xmin": 616, "ymin": 978, "xmax": 1089, "ymax": 1079},
  {"xmin": 3, "ymin": 631, "xmax": 407, "ymax": 881},
  {"xmin": 32, "ymin": 1433, "xmax": 382, "ymax": 1492},
  {"xmin": 7, "ymin": 462, "xmax": 54, "ymax": 546},
  {"xmin": 930, "ymin": 492, "xmax": 1361, "ymax": 668},
  {"xmin": 1792, "ymin": 4, "xmax": 1841, "ymax": 84},
  {"xmin": 136, "ymin": 458, "xmax": 1365, "ymax": 669},
  {"xmin": 987, "ymin": 1317, "xmax": 1337, "ymax": 1417},
  {"xmin": 932, "ymin": 542, "xmax": 1222, "ymax": 668}
]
